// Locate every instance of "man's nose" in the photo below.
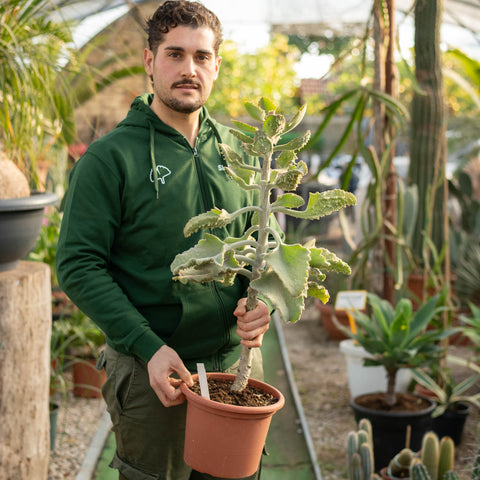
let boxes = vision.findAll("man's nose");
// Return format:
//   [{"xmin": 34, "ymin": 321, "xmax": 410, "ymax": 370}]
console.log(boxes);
[{"xmin": 181, "ymin": 57, "xmax": 196, "ymax": 77}]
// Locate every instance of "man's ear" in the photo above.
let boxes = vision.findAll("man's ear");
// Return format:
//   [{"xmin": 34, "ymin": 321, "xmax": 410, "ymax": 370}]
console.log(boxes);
[
  {"xmin": 214, "ymin": 55, "xmax": 222, "ymax": 80},
  {"xmin": 144, "ymin": 48, "xmax": 154, "ymax": 76}
]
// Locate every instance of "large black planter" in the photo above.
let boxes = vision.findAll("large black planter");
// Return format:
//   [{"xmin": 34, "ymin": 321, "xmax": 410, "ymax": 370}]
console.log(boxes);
[
  {"xmin": 0, "ymin": 191, "xmax": 57, "ymax": 272},
  {"xmin": 432, "ymin": 402, "xmax": 470, "ymax": 445},
  {"xmin": 351, "ymin": 393, "xmax": 436, "ymax": 472}
]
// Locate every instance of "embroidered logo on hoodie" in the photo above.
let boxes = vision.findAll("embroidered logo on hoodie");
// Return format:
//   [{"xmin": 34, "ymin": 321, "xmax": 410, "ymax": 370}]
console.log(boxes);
[{"xmin": 149, "ymin": 165, "xmax": 172, "ymax": 185}]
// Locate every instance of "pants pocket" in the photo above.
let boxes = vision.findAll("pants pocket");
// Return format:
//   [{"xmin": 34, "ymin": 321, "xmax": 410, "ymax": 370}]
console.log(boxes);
[{"xmin": 110, "ymin": 451, "xmax": 159, "ymax": 480}]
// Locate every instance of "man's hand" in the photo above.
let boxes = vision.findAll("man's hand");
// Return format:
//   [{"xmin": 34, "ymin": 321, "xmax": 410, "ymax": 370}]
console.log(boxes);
[
  {"xmin": 233, "ymin": 299, "xmax": 271, "ymax": 348},
  {"xmin": 147, "ymin": 345, "xmax": 193, "ymax": 407}
]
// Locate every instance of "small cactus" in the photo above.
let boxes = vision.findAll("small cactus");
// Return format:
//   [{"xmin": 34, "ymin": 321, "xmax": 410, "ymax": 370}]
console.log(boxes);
[
  {"xmin": 348, "ymin": 419, "xmax": 376, "ymax": 480},
  {"xmin": 421, "ymin": 432, "xmax": 440, "ymax": 480},
  {"xmin": 412, "ymin": 463, "xmax": 434, "ymax": 480},
  {"xmin": 388, "ymin": 448, "xmax": 416, "ymax": 478},
  {"xmin": 443, "ymin": 471, "xmax": 460, "ymax": 480},
  {"xmin": 438, "ymin": 437, "xmax": 455, "ymax": 480}
]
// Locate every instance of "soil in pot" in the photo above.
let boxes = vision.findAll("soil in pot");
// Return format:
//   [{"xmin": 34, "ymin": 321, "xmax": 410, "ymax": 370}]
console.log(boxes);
[
  {"xmin": 354, "ymin": 392, "xmax": 432, "ymax": 412},
  {"xmin": 190, "ymin": 377, "xmax": 278, "ymax": 407}
]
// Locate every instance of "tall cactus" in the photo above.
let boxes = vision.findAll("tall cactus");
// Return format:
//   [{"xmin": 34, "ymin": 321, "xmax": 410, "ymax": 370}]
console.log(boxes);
[
  {"xmin": 438, "ymin": 436, "xmax": 455, "ymax": 480},
  {"xmin": 409, "ymin": 0, "xmax": 446, "ymax": 267},
  {"xmin": 421, "ymin": 432, "xmax": 440, "ymax": 480},
  {"xmin": 348, "ymin": 419, "xmax": 380, "ymax": 480}
]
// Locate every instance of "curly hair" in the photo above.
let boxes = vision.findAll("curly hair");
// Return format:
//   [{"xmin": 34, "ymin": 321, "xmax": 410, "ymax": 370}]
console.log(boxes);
[{"xmin": 145, "ymin": 1, "xmax": 223, "ymax": 55}]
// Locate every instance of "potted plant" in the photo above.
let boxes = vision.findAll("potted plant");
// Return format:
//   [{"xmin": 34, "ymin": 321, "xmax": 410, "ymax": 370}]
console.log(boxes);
[
  {"xmin": 172, "ymin": 97, "xmax": 356, "ymax": 477},
  {"xmin": 411, "ymin": 367, "xmax": 480, "ymax": 445},
  {"xmin": 0, "ymin": 0, "xmax": 79, "ymax": 271},
  {"xmin": 61, "ymin": 310, "xmax": 106, "ymax": 399},
  {"xmin": 337, "ymin": 293, "xmax": 455, "ymax": 471}
]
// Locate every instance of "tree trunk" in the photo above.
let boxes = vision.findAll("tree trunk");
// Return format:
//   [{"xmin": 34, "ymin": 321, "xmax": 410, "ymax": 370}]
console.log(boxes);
[
  {"xmin": 409, "ymin": 0, "xmax": 446, "ymax": 266},
  {"xmin": 0, "ymin": 261, "xmax": 51, "ymax": 480}
]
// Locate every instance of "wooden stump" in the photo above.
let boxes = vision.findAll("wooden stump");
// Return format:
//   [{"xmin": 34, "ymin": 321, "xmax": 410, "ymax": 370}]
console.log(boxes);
[{"xmin": 0, "ymin": 261, "xmax": 51, "ymax": 480}]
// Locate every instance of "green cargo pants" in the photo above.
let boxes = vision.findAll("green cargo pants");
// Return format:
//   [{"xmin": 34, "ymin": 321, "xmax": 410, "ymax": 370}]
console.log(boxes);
[{"xmin": 100, "ymin": 345, "xmax": 264, "ymax": 480}]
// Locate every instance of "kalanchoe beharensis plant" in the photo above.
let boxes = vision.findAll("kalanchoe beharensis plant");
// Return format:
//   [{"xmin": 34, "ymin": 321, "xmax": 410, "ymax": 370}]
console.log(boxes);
[{"xmin": 171, "ymin": 97, "xmax": 356, "ymax": 391}]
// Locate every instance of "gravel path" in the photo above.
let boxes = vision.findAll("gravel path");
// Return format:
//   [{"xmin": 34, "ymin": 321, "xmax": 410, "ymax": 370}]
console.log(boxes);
[{"xmin": 48, "ymin": 393, "xmax": 106, "ymax": 480}]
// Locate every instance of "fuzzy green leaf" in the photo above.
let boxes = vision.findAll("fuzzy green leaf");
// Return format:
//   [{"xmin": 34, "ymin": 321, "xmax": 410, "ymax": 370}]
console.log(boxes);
[
  {"xmin": 276, "ymin": 150, "xmax": 297, "ymax": 169},
  {"xmin": 171, "ymin": 234, "xmax": 226, "ymax": 274},
  {"xmin": 274, "ymin": 131, "xmax": 311, "ymax": 152},
  {"xmin": 224, "ymin": 167, "xmax": 256, "ymax": 188},
  {"xmin": 264, "ymin": 244, "xmax": 310, "ymax": 297},
  {"xmin": 276, "ymin": 189, "xmax": 356, "ymax": 219},
  {"xmin": 271, "ymin": 193, "xmax": 305, "ymax": 209},
  {"xmin": 252, "ymin": 130, "xmax": 273, "ymax": 155},
  {"xmin": 183, "ymin": 208, "xmax": 233, "ymax": 237},
  {"xmin": 283, "ymin": 104, "xmax": 307, "ymax": 134},
  {"xmin": 275, "ymin": 161, "xmax": 308, "ymax": 191},
  {"xmin": 307, "ymin": 283, "xmax": 330, "ymax": 302},
  {"xmin": 259, "ymin": 97, "xmax": 277, "ymax": 113},
  {"xmin": 310, "ymin": 247, "xmax": 351, "ymax": 274},
  {"xmin": 219, "ymin": 143, "xmax": 244, "ymax": 166},
  {"xmin": 232, "ymin": 120, "xmax": 257, "ymax": 134},
  {"xmin": 251, "ymin": 269, "xmax": 305, "ymax": 323},
  {"xmin": 244, "ymin": 101, "xmax": 265, "ymax": 122},
  {"xmin": 263, "ymin": 114, "xmax": 286, "ymax": 138},
  {"xmin": 229, "ymin": 128, "xmax": 254, "ymax": 144}
]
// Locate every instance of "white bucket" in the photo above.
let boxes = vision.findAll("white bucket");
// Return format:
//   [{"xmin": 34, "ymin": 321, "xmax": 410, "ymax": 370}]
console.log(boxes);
[{"xmin": 339, "ymin": 339, "xmax": 412, "ymax": 399}]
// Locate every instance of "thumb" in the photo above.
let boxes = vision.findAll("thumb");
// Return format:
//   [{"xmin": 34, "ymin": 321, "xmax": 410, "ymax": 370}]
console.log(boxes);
[{"xmin": 177, "ymin": 365, "xmax": 194, "ymax": 387}]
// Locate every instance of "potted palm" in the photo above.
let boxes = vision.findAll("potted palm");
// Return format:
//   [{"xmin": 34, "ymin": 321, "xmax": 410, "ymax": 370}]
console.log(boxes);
[
  {"xmin": 172, "ymin": 97, "xmax": 356, "ymax": 478},
  {"xmin": 338, "ymin": 293, "xmax": 455, "ymax": 471}
]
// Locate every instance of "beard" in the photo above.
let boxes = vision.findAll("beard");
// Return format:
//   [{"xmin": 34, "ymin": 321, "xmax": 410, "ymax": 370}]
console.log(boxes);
[
  {"xmin": 154, "ymin": 80, "xmax": 206, "ymax": 114},
  {"xmin": 160, "ymin": 96, "xmax": 204, "ymax": 114}
]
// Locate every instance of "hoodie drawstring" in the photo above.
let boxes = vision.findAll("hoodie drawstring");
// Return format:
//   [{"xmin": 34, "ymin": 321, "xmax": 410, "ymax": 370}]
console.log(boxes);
[
  {"xmin": 149, "ymin": 121, "xmax": 159, "ymax": 199},
  {"xmin": 149, "ymin": 118, "xmax": 225, "ymax": 200}
]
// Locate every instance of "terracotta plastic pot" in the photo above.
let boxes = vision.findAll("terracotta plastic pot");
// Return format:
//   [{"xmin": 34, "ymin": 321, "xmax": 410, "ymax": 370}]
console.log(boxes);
[
  {"xmin": 315, "ymin": 301, "xmax": 351, "ymax": 340},
  {"xmin": 72, "ymin": 358, "xmax": 106, "ymax": 398},
  {"xmin": 180, "ymin": 372, "xmax": 285, "ymax": 479}
]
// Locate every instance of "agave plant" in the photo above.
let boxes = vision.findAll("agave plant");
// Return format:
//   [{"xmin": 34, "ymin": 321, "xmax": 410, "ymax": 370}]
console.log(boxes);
[
  {"xmin": 171, "ymin": 97, "xmax": 356, "ymax": 391},
  {"xmin": 339, "ymin": 293, "xmax": 454, "ymax": 406}
]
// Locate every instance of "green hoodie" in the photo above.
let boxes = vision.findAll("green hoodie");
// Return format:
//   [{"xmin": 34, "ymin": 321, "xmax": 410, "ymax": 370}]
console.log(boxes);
[{"xmin": 56, "ymin": 94, "xmax": 260, "ymax": 372}]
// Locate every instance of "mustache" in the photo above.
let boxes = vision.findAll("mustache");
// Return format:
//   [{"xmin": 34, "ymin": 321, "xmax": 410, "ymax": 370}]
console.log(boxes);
[{"xmin": 172, "ymin": 80, "xmax": 200, "ymax": 88}]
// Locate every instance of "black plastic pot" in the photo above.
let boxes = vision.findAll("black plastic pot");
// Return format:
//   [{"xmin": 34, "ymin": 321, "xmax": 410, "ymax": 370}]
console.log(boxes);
[
  {"xmin": 49, "ymin": 401, "xmax": 60, "ymax": 450},
  {"xmin": 0, "ymin": 191, "xmax": 57, "ymax": 272},
  {"xmin": 351, "ymin": 393, "xmax": 436, "ymax": 472},
  {"xmin": 432, "ymin": 402, "xmax": 470, "ymax": 445}
]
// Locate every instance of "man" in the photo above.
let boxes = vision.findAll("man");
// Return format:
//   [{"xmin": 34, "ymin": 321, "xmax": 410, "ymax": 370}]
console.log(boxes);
[{"xmin": 56, "ymin": 1, "xmax": 271, "ymax": 479}]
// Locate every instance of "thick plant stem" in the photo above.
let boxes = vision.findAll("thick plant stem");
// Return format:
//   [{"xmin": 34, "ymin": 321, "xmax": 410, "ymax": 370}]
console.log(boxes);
[{"xmin": 231, "ymin": 148, "xmax": 273, "ymax": 392}]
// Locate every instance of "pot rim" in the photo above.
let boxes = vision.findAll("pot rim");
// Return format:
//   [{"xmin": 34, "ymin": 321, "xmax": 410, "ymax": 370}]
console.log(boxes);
[
  {"xmin": 0, "ymin": 191, "xmax": 57, "ymax": 212},
  {"xmin": 350, "ymin": 392, "xmax": 437, "ymax": 418},
  {"xmin": 180, "ymin": 372, "xmax": 285, "ymax": 415}
]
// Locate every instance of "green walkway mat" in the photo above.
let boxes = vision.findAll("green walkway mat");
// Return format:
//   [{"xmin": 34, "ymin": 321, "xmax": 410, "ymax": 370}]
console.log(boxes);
[{"xmin": 94, "ymin": 318, "xmax": 320, "ymax": 479}]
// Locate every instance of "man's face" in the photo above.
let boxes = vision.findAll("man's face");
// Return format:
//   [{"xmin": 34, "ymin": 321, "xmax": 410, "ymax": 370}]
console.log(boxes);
[{"xmin": 144, "ymin": 25, "xmax": 221, "ymax": 115}]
